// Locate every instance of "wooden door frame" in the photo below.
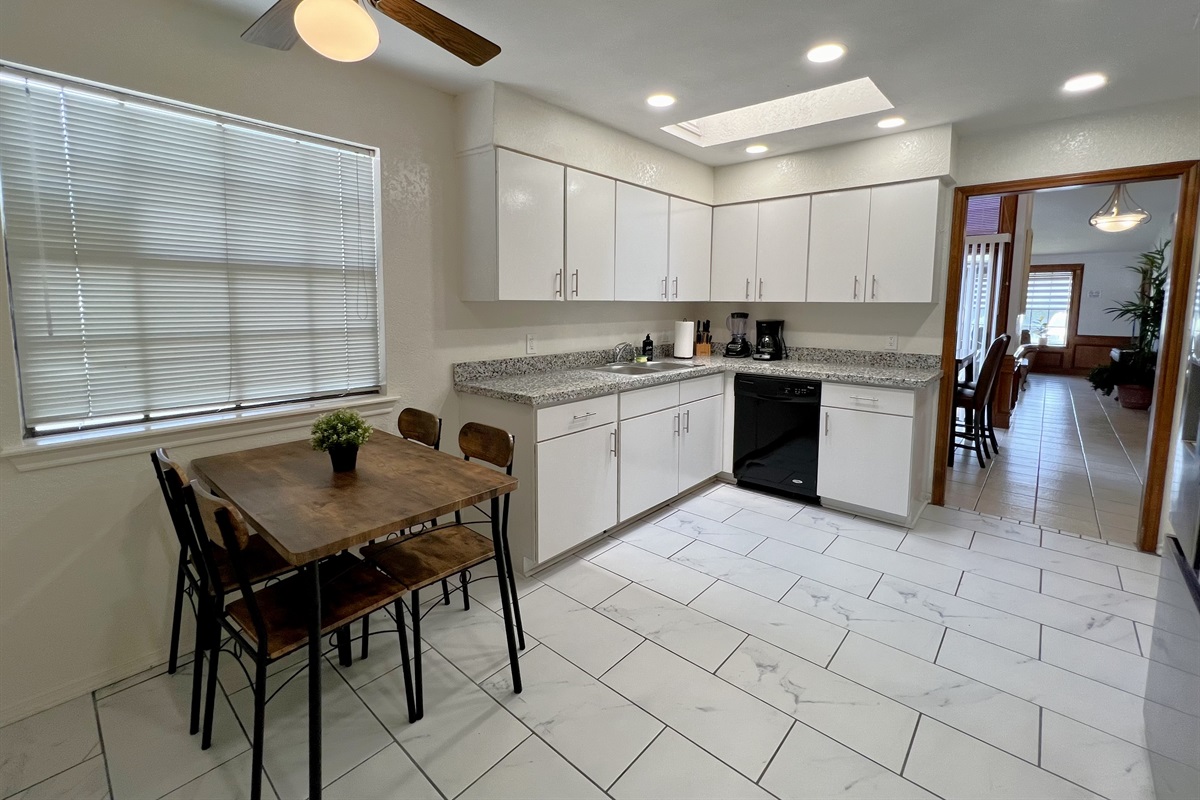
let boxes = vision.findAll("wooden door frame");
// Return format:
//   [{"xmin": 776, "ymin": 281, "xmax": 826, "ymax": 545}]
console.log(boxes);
[{"xmin": 932, "ymin": 160, "xmax": 1199, "ymax": 553}]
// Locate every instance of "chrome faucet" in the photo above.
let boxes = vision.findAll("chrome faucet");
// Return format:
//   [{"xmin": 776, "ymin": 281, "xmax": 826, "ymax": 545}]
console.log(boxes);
[{"xmin": 612, "ymin": 342, "xmax": 636, "ymax": 363}]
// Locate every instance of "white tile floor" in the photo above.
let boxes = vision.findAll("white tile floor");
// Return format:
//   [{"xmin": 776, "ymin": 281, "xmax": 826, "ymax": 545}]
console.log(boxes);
[{"xmin": 3, "ymin": 481, "xmax": 1194, "ymax": 800}]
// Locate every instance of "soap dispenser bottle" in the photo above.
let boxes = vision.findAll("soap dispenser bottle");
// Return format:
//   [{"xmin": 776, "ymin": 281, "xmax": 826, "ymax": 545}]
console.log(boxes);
[{"xmin": 642, "ymin": 334, "xmax": 654, "ymax": 361}]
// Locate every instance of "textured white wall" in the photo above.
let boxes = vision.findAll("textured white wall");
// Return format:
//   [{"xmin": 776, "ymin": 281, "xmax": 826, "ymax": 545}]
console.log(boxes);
[{"xmin": 1030, "ymin": 251, "xmax": 1144, "ymax": 336}]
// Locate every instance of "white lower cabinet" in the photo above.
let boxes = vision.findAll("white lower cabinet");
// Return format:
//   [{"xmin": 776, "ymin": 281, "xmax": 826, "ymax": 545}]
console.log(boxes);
[
  {"xmin": 619, "ymin": 406, "xmax": 681, "ymax": 519},
  {"xmin": 678, "ymin": 395, "xmax": 723, "ymax": 490},
  {"xmin": 536, "ymin": 423, "xmax": 618, "ymax": 561}
]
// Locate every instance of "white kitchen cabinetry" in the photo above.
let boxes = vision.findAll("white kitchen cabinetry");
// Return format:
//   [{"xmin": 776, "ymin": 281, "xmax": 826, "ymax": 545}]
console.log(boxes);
[
  {"xmin": 678, "ymin": 394, "xmax": 723, "ymax": 489},
  {"xmin": 806, "ymin": 188, "xmax": 872, "ymax": 303},
  {"xmin": 755, "ymin": 195, "xmax": 810, "ymax": 302},
  {"xmin": 619, "ymin": 406, "xmax": 681, "ymax": 519},
  {"xmin": 566, "ymin": 168, "xmax": 616, "ymax": 301},
  {"xmin": 615, "ymin": 183, "xmax": 670, "ymax": 301},
  {"xmin": 710, "ymin": 203, "xmax": 759, "ymax": 302},
  {"xmin": 865, "ymin": 179, "xmax": 941, "ymax": 303},
  {"xmin": 537, "ymin": 422, "xmax": 618, "ymax": 561},
  {"xmin": 668, "ymin": 197, "xmax": 712, "ymax": 301}
]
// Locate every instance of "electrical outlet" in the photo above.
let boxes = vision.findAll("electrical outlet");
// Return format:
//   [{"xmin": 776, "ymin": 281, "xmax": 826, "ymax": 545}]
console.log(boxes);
[
  {"xmin": 525, "ymin": 334, "xmax": 537, "ymax": 355},
  {"xmin": 885, "ymin": 335, "xmax": 898, "ymax": 351}
]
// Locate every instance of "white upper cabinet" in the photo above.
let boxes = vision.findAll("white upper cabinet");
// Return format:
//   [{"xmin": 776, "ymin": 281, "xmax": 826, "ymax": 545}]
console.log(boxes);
[
  {"xmin": 566, "ymin": 168, "xmax": 616, "ymax": 301},
  {"xmin": 806, "ymin": 188, "xmax": 871, "ymax": 303},
  {"xmin": 496, "ymin": 149, "xmax": 565, "ymax": 301},
  {"xmin": 866, "ymin": 179, "xmax": 941, "ymax": 303},
  {"xmin": 668, "ymin": 197, "xmax": 712, "ymax": 302},
  {"xmin": 755, "ymin": 196, "xmax": 810, "ymax": 303},
  {"xmin": 615, "ymin": 183, "xmax": 670, "ymax": 301},
  {"xmin": 710, "ymin": 203, "xmax": 759, "ymax": 302}
]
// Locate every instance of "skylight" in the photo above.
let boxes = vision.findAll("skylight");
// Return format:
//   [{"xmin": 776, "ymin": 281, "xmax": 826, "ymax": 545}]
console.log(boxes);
[{"xmin": 660, "ymin": 77, "xmax": 893, "ymax": 148}]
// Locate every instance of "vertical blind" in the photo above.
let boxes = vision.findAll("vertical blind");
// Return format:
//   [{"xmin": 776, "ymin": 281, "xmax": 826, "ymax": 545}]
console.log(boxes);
[
  {"xmin": 1024, "ymin": 270, "xmax": 1075, "ymax": 346},
  {"xmin": 0, "ymin": 66, "xmax": 381, "ymax": 434}
]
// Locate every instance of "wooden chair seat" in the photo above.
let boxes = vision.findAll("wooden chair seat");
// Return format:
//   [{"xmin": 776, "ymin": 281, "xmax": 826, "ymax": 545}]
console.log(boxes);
[
  {"xmin": 225, "ymin": 553, "xmax": 406, "ymax": 661},
  {"xmin": 212, "ymin": 535, "xmax": 293, "ymax": 589},
  {"xmin": 362, "ymin": 526, "xmax": 495, "ymax": 592}
]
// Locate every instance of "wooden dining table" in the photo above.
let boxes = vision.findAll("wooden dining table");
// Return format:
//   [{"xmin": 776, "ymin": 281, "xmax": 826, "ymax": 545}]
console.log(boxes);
[{"xmin": 191, "ymin": 430, "xmax": 519, "ymax": 800}]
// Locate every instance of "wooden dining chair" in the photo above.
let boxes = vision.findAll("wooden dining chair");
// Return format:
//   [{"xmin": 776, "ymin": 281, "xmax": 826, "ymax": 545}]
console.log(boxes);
[
  {"xmin": 150, "ymin": 448, "xmax": 293, "ymax": 736},
  {"xmin": 361, "ymin": 421, "xmax": 525, "ymax": 722},
  {"xmin": 183, "ymin": 479, "xmax": 413, "ymax": 800},
  {"xmin": 949, "ymin": 334, "xmax": 1009, "ymax": 468}
]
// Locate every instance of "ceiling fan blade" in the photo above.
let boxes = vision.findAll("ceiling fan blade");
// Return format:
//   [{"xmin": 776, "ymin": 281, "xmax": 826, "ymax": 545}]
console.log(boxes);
[
  {"xmin": 370, "ymin": 0, "xmax": 501, "ymax": 66},
  {"xmin": 241, "ymin": 0, "xmax": 303, "ymax": 50}
]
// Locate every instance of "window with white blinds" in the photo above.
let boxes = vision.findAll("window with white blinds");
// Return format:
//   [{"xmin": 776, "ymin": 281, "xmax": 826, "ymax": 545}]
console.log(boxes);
[
  {"xmin": 0, "ymin": 66, "xmax": 381, "ymax": 435},
  {"xmin": 1024, "ymin": 269, "xmax": 1076, "ymax": 347}
]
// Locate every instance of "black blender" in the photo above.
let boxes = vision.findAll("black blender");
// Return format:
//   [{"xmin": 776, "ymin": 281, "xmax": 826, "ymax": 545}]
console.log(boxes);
[{"xmin": 724, "ymin": 312, "xmax": 753, "ymax": 358}]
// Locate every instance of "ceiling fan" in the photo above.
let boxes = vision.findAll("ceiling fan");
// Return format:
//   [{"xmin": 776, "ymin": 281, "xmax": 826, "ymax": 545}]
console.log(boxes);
[{"xmin": 242, "ymin": 0, "xmax": 501, "ymax": 65}]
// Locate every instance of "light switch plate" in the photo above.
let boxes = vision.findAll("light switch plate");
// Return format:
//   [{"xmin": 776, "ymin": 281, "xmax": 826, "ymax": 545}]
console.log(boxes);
[{"xmin": 526, "ymin": 334, "xmax": 537, "ymax": 355}]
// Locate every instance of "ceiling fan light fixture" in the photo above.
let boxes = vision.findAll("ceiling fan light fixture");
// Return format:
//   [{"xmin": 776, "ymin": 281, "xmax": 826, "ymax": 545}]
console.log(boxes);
[
  {"xmin": 294, "ymin": 0, "xmax": 379, "ymax": 62},
  {"xmin": 1088, "ymin": 183, "xmax": 1150, "ymax": 232}
]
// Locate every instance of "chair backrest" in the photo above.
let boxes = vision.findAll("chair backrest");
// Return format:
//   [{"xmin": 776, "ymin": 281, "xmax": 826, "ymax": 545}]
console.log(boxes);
[
  {"xmin": 398, "ymin": 408, "xmax": 441, "ymax": 450},
  {"xmin": 459, "ymin": 422, "xmax": 515, "ymax": 472},
  {"xmin": 151, "ymin": 448, "xmax": 199, "ymax": 553},
  {"xmin": 975, "ymin": 334, "xmax": 1011, "ymax": 406}
]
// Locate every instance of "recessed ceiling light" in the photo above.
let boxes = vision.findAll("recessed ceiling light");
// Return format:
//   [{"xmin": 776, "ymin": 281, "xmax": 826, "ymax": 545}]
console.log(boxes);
[
  {"xmin": 646, "ymin": 94, "xmax": 676, "ymax": 108},
  {"xmin": 745, "ymin": 144, "xmax": 769, "ymax": 154},
  {"xmin": 806, "ymin": 43, "xmax": 846, "ymax": 63},
  {"xmin": 1062, "ymin": 73, "xmax": 1107, "ymax": 93},
  {"xmin": 877, "ymin": 116, "xmax": 906, "ymax": 128}
]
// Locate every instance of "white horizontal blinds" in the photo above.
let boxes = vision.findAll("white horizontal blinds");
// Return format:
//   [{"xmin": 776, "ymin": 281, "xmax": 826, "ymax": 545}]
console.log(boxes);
[
  {"xmin": 0, "ymin": 67, "xmax": 380, "ymax": 431},
  {"xmin": 957, "ymin": 235, "xmax": 1008, "ymax": 367},
  {"xmin": 1025, "ymin": 270, "xmax": 1074, "ymax": 346}
]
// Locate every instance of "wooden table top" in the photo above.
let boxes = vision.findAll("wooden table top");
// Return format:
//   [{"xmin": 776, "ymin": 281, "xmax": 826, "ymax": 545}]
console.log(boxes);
[{"xmin": 191, "ymin": 431, "xmax": 518, "ymax": 566}]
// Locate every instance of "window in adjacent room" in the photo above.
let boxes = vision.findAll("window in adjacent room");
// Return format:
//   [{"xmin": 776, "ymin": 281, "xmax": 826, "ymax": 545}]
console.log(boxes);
[
  {"xmin": 1024, "ymin": 265, "xmax": 1083, "ymax": 348},
  {"xmin": 0, "ymin": 65, "xmax": 382, "ymax": 436}
]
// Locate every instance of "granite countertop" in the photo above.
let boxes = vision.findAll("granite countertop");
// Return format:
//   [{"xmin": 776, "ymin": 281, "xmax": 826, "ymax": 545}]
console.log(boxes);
[{"xmin": 454, "ymin": 353, "xmax": 942, "ymax": 407}]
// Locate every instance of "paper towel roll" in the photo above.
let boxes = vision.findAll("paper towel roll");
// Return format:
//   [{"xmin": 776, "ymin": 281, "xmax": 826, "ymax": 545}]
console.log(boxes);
[{"xmin": 673, "ymin": 320, "xmax": 696, "ymax": 358}]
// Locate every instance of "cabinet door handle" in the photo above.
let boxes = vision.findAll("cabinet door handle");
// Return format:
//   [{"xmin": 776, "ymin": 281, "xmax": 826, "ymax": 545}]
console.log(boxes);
[
  {"xmin": 824, "ymin": 412, "xmax": 830, "ymax": 436},
  {"xmin": 848, "ymin": 395, "xmax": 879, "ymax": 402},
  {"xmin": 673, "ymin": 413, "xmax": 680, "ymax": 436},
  {"xmin": 610, "ymin": 429, "xmax": 618, "ymax": 457},
  {"xmin": 683, "ymin": 409, "xmax": 690, "ymax": 433},
  {"xmin": 871, "ymin": 275, "xmax": 877, "ymax": 300},
  {"xmin": 572, "ymin": 411, "xmax": 597, "ymax": 420},
  {"xmin": 555, "ymin": 270, "xmax": 563, "ymax": 298},
  {"xmin": 758, "ymin": 278, "xmax": 764, "ymax": 300},
  {"xmin": 672, "ymin": 276, "xmax": 678, "ymax": 299},
  {"xmin": 745, "ymin": 278, "xmax": 751, "ymax": 300},
  {"xmin": 853, "ymin": 275, "xmax": 858, "ymax": 299},
  {"xmin": 572, "ymin": 270, "xmax": 580, "ymax": 297},
  {"xmin": 662, "ymin": 278, "xmax": 668, "ymax": 299}
]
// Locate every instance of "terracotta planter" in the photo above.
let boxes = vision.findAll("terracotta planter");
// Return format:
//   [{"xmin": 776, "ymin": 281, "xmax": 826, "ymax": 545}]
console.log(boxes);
[
  {"xmin": 327, "ymin": 444, "xmax": 359, "ymax": 472},
  {"xmin": 1116, "ymin": 384, "xmax": 1152, "ymax": 410}
]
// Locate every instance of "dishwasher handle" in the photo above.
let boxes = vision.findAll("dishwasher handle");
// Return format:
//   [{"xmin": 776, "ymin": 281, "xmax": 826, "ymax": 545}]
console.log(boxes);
[{"xmin": 735, "ymin": 390, "xmax": 820, "ymax": 404}]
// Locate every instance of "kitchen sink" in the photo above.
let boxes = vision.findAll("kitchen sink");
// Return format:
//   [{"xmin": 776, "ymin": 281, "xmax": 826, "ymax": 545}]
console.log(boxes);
[
  {"xmin": 589, "ymin": 361, "xmax": 698, "ymax": 376},
  {"xmin": 641, "ymin": 361, "xmax": 697, "ymax": 372}
]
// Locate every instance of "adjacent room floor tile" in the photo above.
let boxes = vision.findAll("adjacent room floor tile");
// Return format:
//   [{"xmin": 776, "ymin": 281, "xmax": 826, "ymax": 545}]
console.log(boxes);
[
  {"xmin": 0, "ymin": 694, "xmax": 100, "ymax": 798},
  {"xmin": 970, "ymin": 533, "xmax": 1120, "ymax": 586},
  {"xmin": 608, "ymin": 728, "xmax": 773, "ymax": 800},
  {"xmin": 597, "ymin": 583, "xmax": 744, "ymax": 671},
  {"xmin": 458, "ymin": 735, "xmax": 606, "ymax": 800}
]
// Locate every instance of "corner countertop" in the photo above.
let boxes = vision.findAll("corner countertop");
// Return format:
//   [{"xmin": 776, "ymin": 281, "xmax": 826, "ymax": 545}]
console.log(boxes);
[{"xmin": 454, "ymin": 355, "xmax": 942, "ymax": 407}]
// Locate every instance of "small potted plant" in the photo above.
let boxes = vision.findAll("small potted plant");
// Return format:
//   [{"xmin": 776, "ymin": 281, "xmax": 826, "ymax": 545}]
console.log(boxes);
[
  {"xmin": 311, "ymin": 408, "xmax": 372, "ymax": 472},
  {"xmin": 1029, "ymin": 313, "xmax": 1050, "ymax": 347}
]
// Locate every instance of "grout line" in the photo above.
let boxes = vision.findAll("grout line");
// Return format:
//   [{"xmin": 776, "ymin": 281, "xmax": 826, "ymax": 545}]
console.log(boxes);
[
  {"xmin": 604, "ymin": 726, "xmax": 665, "ymax": 792},
  {"xmin": 899, "ymin": 714, "xmax": 921, "ymax": 775},
  {"xmin": 92, "ymin": 693, "xmax": 114, "ymax": 800},
  {"xmin": 755, "ymin": 719, "xmax": 795, "ymax": 784},
  {"xmin": 824, "ymin": 630, "xmax": 850, "ymax": 669},
  {"xmin": 1037, "ymin": 706, "xmax": 1044, "ymax": 768},
  {"xmin": 933, "ymin": 628, "xmax": 949, "ymax": 663},
  {"xmin": 712, "ymin": 634, "xmax": 750, "ymax": 676}
]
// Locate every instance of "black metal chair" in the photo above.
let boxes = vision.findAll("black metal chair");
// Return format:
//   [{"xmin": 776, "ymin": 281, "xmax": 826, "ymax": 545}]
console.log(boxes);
[
  {"xmin": 182, "ymin": 479, "xmax": 412, "ymax": 800},
  {"xmin": 362, "ymin": 422, "xmax": 525, "ymax": 721},
  {"xmin": 950, "ymin": 334, "xmax": 1010, "ymax": 468}
]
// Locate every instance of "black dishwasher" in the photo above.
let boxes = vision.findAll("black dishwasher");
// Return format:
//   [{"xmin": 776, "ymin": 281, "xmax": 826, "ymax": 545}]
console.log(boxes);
[{"xmin": 733, "ymin": 374, "xmax": 821, "ymax": 500}]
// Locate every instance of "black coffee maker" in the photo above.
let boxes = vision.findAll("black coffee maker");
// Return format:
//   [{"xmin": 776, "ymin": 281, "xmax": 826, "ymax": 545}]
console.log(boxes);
[{"xmin": 753, "ymin": 319, "xmax": 786, "ymax": 360}]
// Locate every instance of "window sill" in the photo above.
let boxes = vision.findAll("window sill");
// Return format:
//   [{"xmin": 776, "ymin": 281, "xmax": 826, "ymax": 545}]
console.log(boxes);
[{"xmin": 1, "ymin": 394, "xmax": 401, "ymax": 473}]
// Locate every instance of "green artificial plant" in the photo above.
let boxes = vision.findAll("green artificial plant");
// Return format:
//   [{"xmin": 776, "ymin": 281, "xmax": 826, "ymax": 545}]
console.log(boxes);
[{"xmin": 310, "ymin": 407, "xmax": 373, "ymax": 451}]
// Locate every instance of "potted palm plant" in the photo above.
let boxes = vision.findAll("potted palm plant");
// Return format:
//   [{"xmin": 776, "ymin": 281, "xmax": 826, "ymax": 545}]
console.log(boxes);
[
  {"xmin": 311, "ymin": 408, "xmax": 373, "ymax": 472},
  {"xmin": 1087, "ymin": 242, "xmax": 1168, "ymax": 410}
]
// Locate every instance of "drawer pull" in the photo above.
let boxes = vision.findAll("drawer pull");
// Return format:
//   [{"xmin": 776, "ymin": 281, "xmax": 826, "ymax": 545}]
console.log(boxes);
[
  {"xmin": 745, "ymin": 278, "xmax": 751, "ymax": 300},
  {"xmin": 683, "ymin": 409, "xmax": 690, "ymax": 433},
  {"xmin": 848, "ymin": 395, "xmax": 879, "ymax": 402},
  {"xmin": 674, "ymin": 413, "xmax": 680, "ymax": 436},
  {"xmin": 824, "ymin": 411, "xmax": 830, "ymax": 435},
  {"xmin": 758, "ymin": 278, "xmax": 764, "ymax": 300},
  {"xmin": 610, "ymin": 429, "xmax": 618, "ymax": 457},
  {"xmin": 572, "ymin": 412, "xmax": 597, "ymax": 420}
]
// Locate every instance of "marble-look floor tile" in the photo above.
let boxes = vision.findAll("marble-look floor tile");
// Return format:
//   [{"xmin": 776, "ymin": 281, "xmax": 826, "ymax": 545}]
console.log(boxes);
[
  {"xmin": 597, "ymin": 583, "xmax": 743, "ymax": 671},
  {"xmin": 903, "ymin": 716, "xmax": 1099, "ymax": 800},
  {"xmin": 672, "ymin": 493, "xmax": 741, "ymax": 523},
  {"xmin": 1041, "ymin": 711, "xmax": 1155, "ymax": 800},
  {"xmin": 608, "ymin": 728, "xmax": 773, "ymax": 800},
  {"xmin": 458, "ymin": 735, "xmax": 606, "ymax": 800},
  {"xmin": 725, "ymin": 508, "xmax": 837, "ymax": 552},
  {"xmin": 760, "ymin": 721, "xmax": 935, "ymax": 800},
  {"xmin": 1040, "ymin": 627, "xmax": 1149, "ymax": 697},
  {"xmin": 483, "ymin": 646, "xmax": 661, "ymax": 789},
  {"xmin": 1040, "ymin": 571, "xmax": 1157, "ymax": 625},
  {"xmin": 1040, "ymin": 530, "xmax": 1161, "ymax": 575},
  {"xmin": 591, "ymin": 542, "xmax": 717, "ymax": 603},
  {"xmin": 602, "ymin": 642, "xmax": 792, "ymax": 780},
  {"xmin": 94, "ymin": 661, "xmax": 169, "ymax": 700},
  {"xmin": 1137, "ymin": 622, "xmax": 1200, "ymax": 674},
  {"xmin": 691, "ymin": 581, "xmax": 846, "ymax": 667},
  {"xmin": 574, "ymin": 536, "xmax": 622, "ymax": 560},
  {"xmin": 920, "ymin": 505, "xmax": 1042, "ymax": 544},
  {"xmin": 0, "ymin": 694, "xmax": 100, "ymax": 799},
  {"xmin": 788, "ymin": 504, "xmax": 874, "ymax": 537},
  {"xmin": 1118, "ymin": 567, "xmax": 1160, "ymax": 598},
  {"xmin": 357, "ymin": 648, "xmax": 529, "ymax": 800},
  {"xmin": 612, "ymin": 519, "xmax": 693, "ymax": 558},
  {"xmin": 717, "ymin": 638, "xmax": 917, "ymax": 771},
  {"xmin": 957, "ymin": 573, "xmax": 1140, "ymax": 653},
  {"xmin": 898, "ymin": 534, "xmax": 1040, "ymax": 590},
  {"xmin": 98, "ymin": 665, "xmax": 248, "ymax": 800},
  {"xmin": 871, "ymin": 575, "xmax": 1039, "ymax": 657},
  {"xmin": 903, "ymin": 518, "xmax": 976, "ymax": 548},
  {"xmin": 671, "ymin": 540, "xmax": 800, "ymax": 600},
  {"xmin": 535, "ymin": 557, "xmax": 629, "ymax": 607},
  {"xmin": 321, "ymin": 743, "xmax": 439, "ymax": 800},
  {"xmin": 417, "ymin": 600, "xmax": 541, "ymax": 682},
  {"xmin": 517, "ymin": 585, "xmax": 643, "ymax": 677},
  {"xmin": 8, "ymin": 756, "xmax": 108, "ymax": 800},
  {"xmin": 781, "ymin": 577, "xmax": 944, "ymax": 660},
  {"xmin": 825, "ymin": 537, "xmax": 962, "ymax": 594},
  {"xmin": 160, "ymin": 751, "xmax": 279, "ymax": 800},
  {"xmin": 333, "ymin": 609, "xmax": 430, "ymax": 690},
  {"xmin": 830, "ymin": 633, "xmax": 1040, "ymax": 763},
  {"xmin": 654, "ymin": 510, "xmax": 768, "ymax": 555},
  {"xmin": 970, "ymin": 533, "xmax": 1120, "ymax": 587},
  {"xmin": 707, "ymin": 483, "xmax": 807, "ymax": 519},
  {"xmin": 749, "ymin": 538, "xmax": 881, "ymax": 597}
]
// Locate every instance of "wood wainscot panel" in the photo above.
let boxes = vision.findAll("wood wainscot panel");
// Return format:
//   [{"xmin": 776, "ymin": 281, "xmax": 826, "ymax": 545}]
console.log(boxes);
[{"xmin": 1072, "ymin": 336, "xmax": 1133, "ymax": 371}]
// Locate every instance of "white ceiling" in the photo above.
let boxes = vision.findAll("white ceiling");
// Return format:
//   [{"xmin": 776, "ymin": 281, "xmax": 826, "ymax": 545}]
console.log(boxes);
[
  {"xmin": 1030, "ymin": 179, "xmax": 1180, "ymax": 255},
  {"xmin": 203, "ymin": 0, "xmax": 1200, "ymax": 166}
]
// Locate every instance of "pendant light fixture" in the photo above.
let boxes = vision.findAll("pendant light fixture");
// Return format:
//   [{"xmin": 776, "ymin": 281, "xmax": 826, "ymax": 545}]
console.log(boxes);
[
  {"xmin": 294, "ymin": 0, "xmax": 380, "ymax": 63},
  {"xmin": 1088, "ymin": 183, "xmax": 1151, "ymax": 232}
]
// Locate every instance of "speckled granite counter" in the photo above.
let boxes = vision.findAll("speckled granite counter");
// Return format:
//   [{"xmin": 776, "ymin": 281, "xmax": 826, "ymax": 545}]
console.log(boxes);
[{"xmin": 454, "ymin": 349, "xmax": 942, "ymax": 406}]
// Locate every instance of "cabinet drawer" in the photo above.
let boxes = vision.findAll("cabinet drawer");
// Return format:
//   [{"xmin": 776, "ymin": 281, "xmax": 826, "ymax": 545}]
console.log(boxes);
[
  {"xmin": 679, "ymin": 373, "xmax": 723, "ymax": 404},
  {"xmin": 821, "ymin": 383, "xmax": 914, "ymax": 417},
  {"xmin": 620, "ymin": 381, "xmax": 680, "ymax": 420},
  {"xmin": 537, "ymin": 394, "xmax": 617, "ymax": 441}
]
